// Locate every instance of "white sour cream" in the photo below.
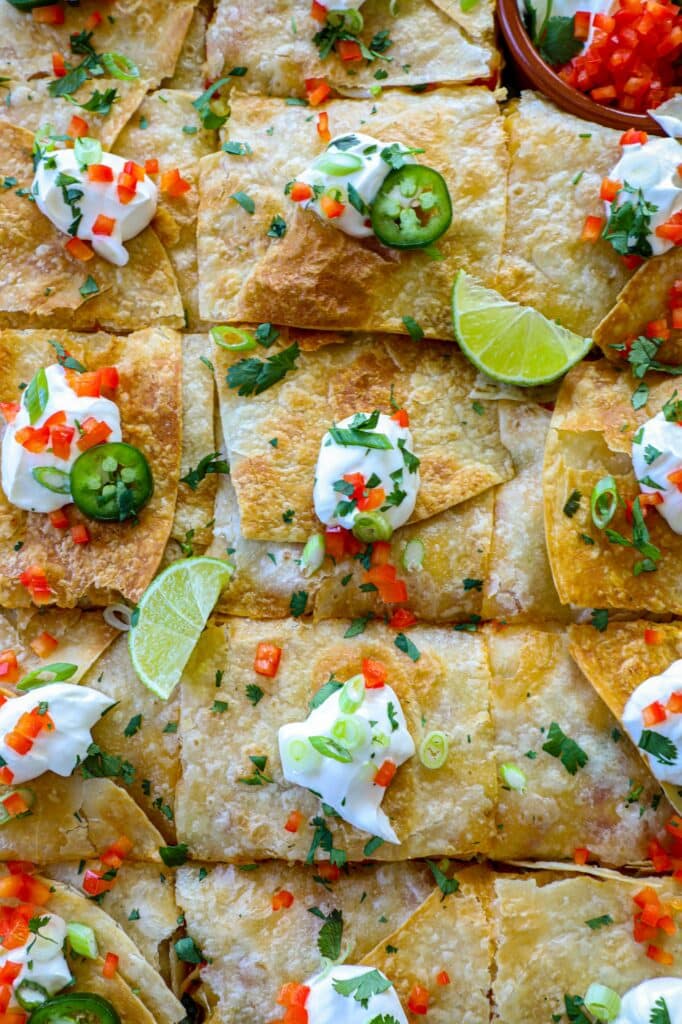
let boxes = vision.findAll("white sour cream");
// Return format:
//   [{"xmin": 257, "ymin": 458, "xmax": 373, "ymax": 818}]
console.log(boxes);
[
  {"xmin": 1, "ymin": 910, "xmax": 72, "ymax": 1009},
  {"xmin": 304, "ymin": 965, "xmax": 408, "ymax": 1024},
  {"xmin": 278, "ymin": 678, "xmax": 414, "ymax": 843},
  {"xmin": 606, "ymin": 138, "xmax": 682, "ymax": 257},
  {"xmin": 0, "ymin": 683, "xmax": 113, "ymax": 785},
  {"xmin": 632, "ymin": 411, "xmax": 682, "ymax": 535},
  {"xmin": 313, "ymin": 412, "xmax": 419, "ymax": 534},
  {"xmin": 33, "ymin": 148, "xmax": 157, "ymax": 266},
  {"xmin": 614, "ymin": 979, "xmax": 682, "ymax": 1024},
  {"xmin": 1, "ymin": 363, "xmax": 122, "ymax": 514},
  {"xmin": 294, "ymin": 133, "xmax": 413, "ymax": 238},
  {"xmin": 623, "ymin": 659, "xmax": 682, "ymax": 784}
]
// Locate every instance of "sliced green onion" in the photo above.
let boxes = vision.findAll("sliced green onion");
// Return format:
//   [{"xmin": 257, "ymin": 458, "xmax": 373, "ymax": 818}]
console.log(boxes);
[
  {"xmin": 210, "ymin": 325, "xmax": 257, "ymax": 352},
  {"xmin": 32, "ymin": 466, "xmax": 71, "ymax": 495},
  {"xmin": 591, "ymin": 476, "xmax": 618, "ymax": 529},
  {"xmin": 17, "ymin": 662, "xmax": 78, "ymax": 691},
  {"xmin": 419, "ymin": 731, "xmax": 449, "ymax": 770},
  {"xmin": 74, "ymin": 136, "xmax": 102, "ymax": 167},
  {"xmin": 339, "ymin": 674, "xmax": 365, "ymax": 714},
  {"xmin": 331, "ymin": 715, "xmax": 369, "ymax": 751},
  {"xmin": 283, "ymin": 737, "xmax": 321, "ymax": 774},
  {"xmin": 584, "ymin": 984, "xmax": 621, "ymax": 1022},
  {"xmin": 309, "ymin": 735, "xmax": 353, "ymax": 763},
  {"xmin": 313, "ymin": 152, "xmax": 364, "ymax": 177},
  {"xmin": 301, "ymin": 533, "xmax": 325, "ymax": 578},
  {"xmin": 67, "ymin": 921, "xmax": 99, "ymax": 960},
  {"xmin": 101, "ymin": 52, "xmax": 140, "ymax": 80},
  {"xmin": 15, "ymin": 980, "xmax": 49, "ymax": 1011},
  {"xmin": 353, "ymin": 511, "xmax": 393, "ymax": 543},
  {"xmin": 24, "ymin": 367, "xmax": 49, "ymax": 425},
  {"xmin": 328, "ymin": 7, "xmax": 364, "ymax": 31},
  {"xmin": 402, "ymin": 538, "xmax": 424, "ymax": 573},
  {"xmin": 499, "ymin": 762, "xmax": 527, "ymax": 792}
]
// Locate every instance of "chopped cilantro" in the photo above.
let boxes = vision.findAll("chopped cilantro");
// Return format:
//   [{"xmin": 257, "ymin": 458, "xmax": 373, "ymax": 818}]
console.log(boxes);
[
  {"xmin": 227, "ymin": 343, "xmax": 300, "ymax": 396},
  {"xmin": 402, "ymin": 316, "xmax": 424, "ymax": 342},
  {"xmin": 395, "ymin": 633, "xmax": 420, "ymax": 662},
  {"xmin": 563, "ymin": 490, "xmax": 582, "ymax": 517},
  {"xmin": 245, "ymin": 684, "xmax": 264, "ymax": 706},
  {"xmin": 290, "ymin": 590, "xmax": 308, "ymax": 617},
  {"xmin": 123, "ymin": 714, "xmax": 142, "ymax": 738},
  {"xmin": 541, "ymin": 722, "xmax": 588, "ymax": 775},
  {"xmin": 180, "ymin": 452, "xmax": 229, "ymax": 490}
]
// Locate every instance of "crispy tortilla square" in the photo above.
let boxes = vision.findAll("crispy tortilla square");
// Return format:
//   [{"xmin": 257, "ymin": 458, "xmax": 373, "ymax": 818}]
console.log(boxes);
[
  {"xmin": 205, "ymin": 0, "xmax": 498, "ymax": 97},
  {"xmin": 214, "ymin": 335, "xmax": 513, "ymax": 542},
  {"xmin": 198, "ymin": 88, "xmax": 507, "ymax": 337},
  {"xmin": 175, "ymin": 619, "xmax": 496, "ymax": 861},
  {"xmin": 543, "ymin": 360, "xmax": 682, "ymax": 613},
  {"xmin": 496, "ymin": 92, "xmax": 631, "ymax": 336},
  {"xmin": 165, "ymin": 0, "xmax": 212, "ymax": 90},
  {"xmin": 488, "ymin": 626, "xmax": 668, "ymax": 865},
  {"xmin": 0, "ymin": 122, "xmax": 183, "ymax": 331},
  {"xmin": 0, "ymin": 328, "xmax": 182, "ymax": 607},
  {"xmin": 494, "ymin": 873, "xmax": 682, "ymax": 1023}
]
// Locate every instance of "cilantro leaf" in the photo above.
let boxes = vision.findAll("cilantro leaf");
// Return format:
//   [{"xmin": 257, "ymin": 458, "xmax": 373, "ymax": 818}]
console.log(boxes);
[
  {"xmin": 563, "ymin": 490, "xmax": 582, "ymax": 517},
  {"xmin": 230, "ymin": 191, "xmax": 255, "ymax": 214},
  {"xmin": 541, "ymin": 722, "xmax": 588, "ymax": 775},
  {"xmin": 123, "ymin": 714, "xmax": 142, "ymax": 737},
  {"xmin": 344, "ymin": 616, "xmax": 373, "ymax": 638},
  {"xmin": 363, "ymin": 836, "xmax": 384, "ymax": 856},
  {"xmin": 402, "ymin": 316, "xmax": 424, "ymax": 342},
  {"xmin": 245, "ymin": 684, "xmax": 264, "ymax": 706},
  {"xmin": 309, "ymin": 677, "xmax": 343, "ymax": 710},
  {"xmin": 306, "ymin": 816, "xmax": 347, "ymax": 867},
  {"xmin": 585, "ymin": 914, "xmax": 613, "ymax": 930},
  {"xmin": 602, "ymin": 182, "xmax": 658, "ymax": 259},
  {"xmin": 333, "ymin": 969, "xmax": 392, "ymax": 1008},
  {"xmin": 192, "ymin": 77, "xmax": 232, "ymax": 130},
  {"xmin": 222, "ymin": 140, "xmax": 252, "ymax": 156},
  {"xmin": 539, "ymin": 15, "xmax": 583, "ymax": 64},
  {"xmin": 290, "ymin": 590, "xmax": 309, "ymax": 617},
  {"xmin": 159, "ymin": 843, "xmax": 188, "ymax": 867},
  {"xmin": 395, "ymin": 633, "xmax": 420, "ymax": 662},
  {"xmin": 47, "ymin": 339, "xmax": 86, "ymax": 372},
  {"xmin": 651, "ymin": 997, "xmax": 672, "ymax": 1024},
  {"xmin": 564, "ymin": 994, "xmax": 591, "ymax": 1024},
  {"xmin": 174, "ymin": 936, "xmax": 203, "ymax": 964},
  {"xmin": 267, "ymin": 214, "xmax": 287, "ymax": 238},
  {"xmin": 591, "ymin": 608, "xmax": 609, "ymax": 632},
  {"xmin": 426, "ymin": 859, "xmax": 459, "ymax": 899},
  {"xmin": 227, "ymin": 343, "xmax": 299, "ymax": 396},
  {"xmin": 79, "ymin": 743, "xmax": 135, "ymax": 785},
  {"xmin": 180, "ymin": 452, "xmax": 229, "ymax": 490},
  {"xmin": 639, "ymin": 730, "xmax": 678, "ymax": 766},
  {"xmin": 317, "ymin": 908, "xmax": 343, "ymax": 961}
]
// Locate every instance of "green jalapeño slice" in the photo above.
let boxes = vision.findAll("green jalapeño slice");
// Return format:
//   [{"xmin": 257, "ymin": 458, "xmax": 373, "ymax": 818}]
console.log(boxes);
[
  {"xmin": 70, "ymin": 442, "xmax": 153, "ymax": 522},
  {"xmin": 370, "ymin": 165, "xmax": 452, "ymax": 249},
  {"xmin": 5, "ymin": 0, "xmax": 58, "ymax": 9},
  {"xmin": 28, "ymin": 992, "xmax": 121, "ymax": 1024}
]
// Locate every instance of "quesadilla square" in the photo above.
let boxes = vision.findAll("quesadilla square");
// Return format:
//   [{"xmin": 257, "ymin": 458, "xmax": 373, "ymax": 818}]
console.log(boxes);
[
  {"xmin": 0, "ymin": 328, "xmax": 182, "ymax": 608},
  {"xmin": 214, "ymin": 334, "xmax": 514, "ymax": 542},
  {"xmin": 176, "ymin": 860, "xmax": 490, "ymax": 1024},
  {"xmin": 198, "ymin": 88, "xmax": 507, "ymax": 337},
  {"xmin": 544, "ymin": 360, "xmax": 682, "ymax": 613},
  {"xmin": 0, "ymin": 123, "xmax": 183, "ymax": 331},
  {"xmin": 494, "ymin": 872, "xmax": 682, "ymax": 1023},
  {"xmin": 496, "ymin": 91, "xmax": 631, "ymax": 336},
  {"xmin": 488, "ymin": 626, "xmax": 668, "ymax": 865},
  {"xmin": 175, "ymin": 619, "xmax": 496, "ymax": 861},
  {"xmin": 205, "ymin": 0, "xmax": 499, "ymax": 97}
]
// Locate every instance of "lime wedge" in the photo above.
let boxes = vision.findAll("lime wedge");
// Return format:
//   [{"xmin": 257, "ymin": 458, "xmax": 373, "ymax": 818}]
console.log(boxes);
[
  {"xmin": 129, "ymin": 557, "xmax": 233, "ymax": 699},
  {"xmin": 452, "ymin": 271, "xmax": 592, "ymax": 385}
]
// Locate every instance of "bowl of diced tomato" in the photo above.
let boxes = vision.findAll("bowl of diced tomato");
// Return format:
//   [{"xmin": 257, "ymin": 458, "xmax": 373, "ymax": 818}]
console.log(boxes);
[{"xmin": 497, "ymin": 0, "xmax": 681, "ymax": 131}]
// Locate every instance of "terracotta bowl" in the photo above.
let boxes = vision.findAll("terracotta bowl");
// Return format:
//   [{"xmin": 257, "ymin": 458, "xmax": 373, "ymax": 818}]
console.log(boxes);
[{"xmin": 496, "ymin": 0, "xmax": 663, "ymax": 134}]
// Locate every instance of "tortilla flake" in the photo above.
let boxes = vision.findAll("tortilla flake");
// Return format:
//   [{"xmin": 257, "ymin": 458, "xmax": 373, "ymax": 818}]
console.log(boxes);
[
  {"xmin": 0, "ymin": 328, "xmax": 182, "ymax": 607},
  {"xmin": 198, "ymin": 88, "xmax": 507, "ymax": 337}
]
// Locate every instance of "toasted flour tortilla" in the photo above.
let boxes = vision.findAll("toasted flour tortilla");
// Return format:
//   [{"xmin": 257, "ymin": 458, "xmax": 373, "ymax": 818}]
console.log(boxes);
[
  {"xmin": 176, "ymin": 860, "xmax": 489, "ymax": 1024},
  {"xmin": 0, "ymin": 123, "xmax": 183, "ymax": 330},
  {"xmin": 205, "ymin": 0, "xmax": 498, "ymax": 97},
  {"xmin": 198, "ymin": 88, "xmax": 507, "ymax": 336},
  {"xmin": 214, "ymin": 335, "xmax": 514, "ymax": 542},
  {"xmin": 488, "ymin": 625, "xmax": 668, "ymax": 865},
  {"xmin": 0, "ymin": 328, "xmax": 182, "ymax": 607},
  {"xmin": 496, "ymin": 91, "xmax": 631, "ymax": 336},
  {"xmin": 3, "ymin": 606, "xmax": 117, "ymax": 683},
  {"xmin": 543, "ymin": 360, "xmax": 682, "ymax": 613},
  {"xmin": 175, "ymin": 619, "xmax": 496, "ymax": 861},
  {"xmin": 494, "ymin": 873, "xmax": 682, "ymax": 1023},
  {"xmin": 570, "ymin": 620, "xmax": 682, "ymax": 816}
]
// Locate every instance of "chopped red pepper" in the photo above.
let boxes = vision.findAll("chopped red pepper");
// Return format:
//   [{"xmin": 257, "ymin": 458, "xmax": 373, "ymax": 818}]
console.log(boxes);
[
  {"xmin": 88, "ymin": 163, "xmax": 114, "ymax": 183},
  {"xmin": 374, "ymin": 759, "xmax": 397, "ymax": 788},
  {"xmin": 407, "ymin": 984, "xmax": 430, "ymax": 1015},
  {"xmin": 18, "ymin": 565, "xmax": 53, "ymax": 606},
  {"xmin": 436, "ymin": 970, "xmax": 451, "ymax": 986},
  {"xmin": 76, "ymin": 417, "xmax": 112, "ymax": 451},
  {"xmin": 668, "ymin": 692, "xmax": 682, "ymax": 713},
  {"xmin": 66, "ymin": 369, "xmax": 100, "ymax": 397},
  {"xmin": 391, "ymin": 409, "xmax": 410, "ymax": 427},
  {"xmin": 254, "ymin": 642, "xmax": 282, "ymax": 678},
  {"xmin": 337, "ymin": 39, "xmax": 363, "ymax": 62},
  {"xmin": 581, "ymin": 215, "xmax": 605, "ymax": 243},
  {"xmin": 599, "ymin": 177, "xmax": 622, "ymax": 201},
  {"xmin": 52, "ymin": 52, "xmax": 66, "ymax": 78},
  {"xmin": 647, "ymin": 944, "xmax": 674, "ymax": 965},
  {"xmin": 644, "ymin": 627, "xmax": 663, "ymax": 645},
  {"xmin": 102, "ymin": 952, "xmax": 119, "ymax": 979},
  {"xmin": 14, "ymin": 425, "xmax": 49, "ymax": 453},
  {"xmin": 574, "ymin": 10, "xmax": 591, "ymax": 37},
  {"xmin": 144, "ymin": 158, "xmax": 159, "ymax": 175},
  {"xmin": 290, "ymin": 182, "xmax": 314, "ymax": 203},
  {"xmin": 573, "ymin": 847, "xmax": 590, "ymax": 865},
  {"xmin": 1, "ymin": 793, "xmax": 29, "ymax": 820},
  {"xmin": 82, "ymin": 869, "xmax": 115, "ymax": 897},
  {"xmin": 316, "ymin": 112, "xmax": 331, "ymax": 143},
  {"xmin": 315, "ymin": 863, "xmax": 340, "ymax": 882},
  {"xmin": 29, "ymin": 632, "xmax": 58, "ymax": 659},
  {"xmin": 85, "ymin": 11, "xmax": 102, "ymax": 30},
  {"xmin": 92, "ymin": 214, "xmax": 116, "ymax": 237},
  {"xmin": 362, "ymin": 657, "xmax": 387, "ymax": 688},
  {"xmin": 320, "ymin": 195, "xmax": 345, "ymax": 219},
  {"xmin": 160, "ymin": 168, "xmax": 191, "ymax": 198},
  {"xmin": 277, "ymin": 983, "xmax": 310, "ymax": 1008},
  {"xmin": 51, "ymin": 424, "xmax": 75, "ymax": 460},
  {"xmin": 272, "ymin": 889, "xmax": 294, "ymax": 911},
  {"xmin": 124, "ymin": 160, "xmax": 145, "ymax": 183},
  {"xmin": 71, "ymin": 524, "xmax": 90, "ymax": 545},
  {"xmin": 304, "ymin": 77, "xmax": 332, "ymax": 106},
  {"xmin": 643, "ymin": 700, "xmax": 667, "ymax": 726},
  {"xmin": 310, "ymin": 0, "xmax": 328, "ymax": 21},
  {"xmin": 0, "ymin": 403, "xmax": 19, "ymax": 424},
  {"xmin": 389, "ymin": 608, "xmax": 417, "ymax": 630},
  {"xmin": 65, "ymin": 237, "xmax": 94, "ymax": 261},
  {"xmin": 68, "ymin": 115, "xmax": 89, "ymax": 139},
  {"xmin": 0, "ymin": 651, "xmax": 19, "ymax": 686},
  {"xmin": 284, "ymin": 810, "xmax": 304, "ymax": 833},
  {"xmin": 48, "ymin": 508, "xmax": 69, "ymax": 530},
  {"xmin": 33, "ymin": 3, "xmax": 64, "ymax": 23}
]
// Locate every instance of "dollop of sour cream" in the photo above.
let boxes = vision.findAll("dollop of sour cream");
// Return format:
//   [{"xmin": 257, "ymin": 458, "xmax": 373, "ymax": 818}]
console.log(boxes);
[
  {"xmin": 1, "ymin": 910, "xmax": 72, "ymax": 1009},
  {"xmin": 278, "ymin": 676, "xmax": 415, "ymax": 843},
  {"xmin": 0, "ymin": 683, "xmax": 113, "ymax": 785},
  {"xmin": 632, "ymin": 411, "xmax": 682, "ymax": 535},
  {"xmin": 614, "ymin": 979, "xmax": 682, "ymax": 1024},
  {"xmin": 606, "ymin": 137, "xmax": 682, "ymax": 257},
  {"xmin": 1, "ymin": 363, "xmax": 122, "ymax": 514},
  {"xmin": 295, "ymin": 133, "xmax": 414, "ymax": 238},
  {"xmin": 313, "ymin": 412, "xmax": 420, "ymax": 533},
  {"xmin": 32, "ymin": 147, "xmax": 157, "ymax": 266},
  {"xmin": 304, "ymin": 965, "xmax": 408, "ymax": 1024},
  {"xmin": 623, "ymin": 659, "xmax": 682, "ymax": 784}
]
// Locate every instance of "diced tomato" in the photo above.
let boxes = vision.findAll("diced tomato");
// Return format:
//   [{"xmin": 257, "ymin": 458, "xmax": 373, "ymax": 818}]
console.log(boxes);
[
  {"xmin": 0, "ymin": 403, "xmax": 19, "ymax": 424},
  {"xmin": 304, "ymin": 78, "xmax": 332, "ymax": 106},
  {"xmin": 52, "ymin": 52, "xmax": 66, "ymax": 77},
  {"xmin": 644, "ymin": 627, "xmax": 663, "ymax": 645},
  {"xmin": 71, "ymin": 524, "xmax": 90, "ymax": 545},
  {"xmin": 284, "ymin": 810, "xmax": 304, "ymax": 833},
  {"xmin": 337, "ymin": 39, "xmax": 362, "ymax": 61},
  {"xmin": 82, "ymin": 869, "xmax": 115, "ymax": 897},
  {"xmin": 48, "ymin": 507, "xmax": 69, "ymax": 530},
  {"xmin": 315, "ymin": 862, "xmax": 340, "ymax": 882},
  {"xmin": 102, "ymin": 952, "xmax": 119, "ymax": 979},
  {"xmin": 574, "ymin": 10, "xmax": 592, "ymax": 37},
  {"xmin": 310, "ymin": 0, "xmax": 328, "ymax": 21},
  {"xmin": 88, "ymin": 163, "xmax": 114, "ymax": 183},
  {"xmin": 68, "ymin": 115, "xmax": 89, "ymax": 139},
  {"xmin": 278, "ymin": 983, "xmax": 310, "ymax": 1008},
  {"xmin": 92, "ymin": 214, "xmax": 116, "ymax": 237},
  {"xmin": 51, "ymin": 424, "xmax": 75, "ymax": 460},
  {"xmin": 573, "ymin": 847, "xmax": 590, "ymax": 865},
  {"xmin": 389, "ymin": 608, "xmax": 417, "ymax": 630},
  {"xmin": 0, "ymin": 652, "xmax": 19, "ymax": 686},
  {"xmin": 436, "ymin": 970, "xmax": 451, "ymax": 986},
  {"xmin": 643, "ymin": 700, "xmax": 667, "ymax": 726},
  {"xmin": 65, "ymin": 237, "xmax": 94, "ymax": 261},
  {"xmin": 391, "ymin": 409, "xmax": 409, "ymax": 427},
  {"xmin": 290, "ymin": 182, "xmax": 314, "ymax": 203},
  {"xmin": 272, "ymin": 889, "xmax": 294, "ymax": 911},
  {"xmin": 14, "ymin": 425, "xmax": 49, "ymax": 453},
  {"xmin": 30, "ymin": 632, "xmax": 58, "ymax": 659},
  {"xmin": 160, "ymin": 168, "xmax": 191, "ymax": 198},
  {"xmin": 85, "ymin": 11, "xmax": 102, "ymax": 29},
  {"xmin": 254, "ymin": 642, "xmax": 282, "ymax": 678},
  {"xmin": 76, "ymin": 417, "xmax": 112, "ymax": 451},
  {"xmin": 362, "ymin": 658, "xmax": 387, "ymax": 688},
  {"xmin": 647, "ymin": 944, "xmax": 674, "ymax": 965},
  {"xmin": 374, "ymin": 759, "xmax": 397, "ymax": 788},
  {"xmin": 407, "ymin": 984, "xmax": 430, "ymax": 1015},
  {"xmin": 144, "ymin": 159, "xmax": 159, "ymax": 175},
  {"xmin": 320, "ymin": 195, "xmax": 345, "ymax": 219},
  {"xmin": 581, "ymin": 215, "xmax": 605, "ymax": 242},
  {"xmin": 316, "ymin": 112, "xmax": 331, "ymax": 143},
  {"xmin": 32, "ymin": 4, "xmax": 64, "ymax": 23}
]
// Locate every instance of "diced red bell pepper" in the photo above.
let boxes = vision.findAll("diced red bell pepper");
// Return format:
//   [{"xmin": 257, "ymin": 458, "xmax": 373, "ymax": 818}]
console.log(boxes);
[
  {"xmin": 82, "ymin": 870, "xmax": 115, "ymax": 897},
  {"xmin": 315, "ymin": 863, "xmax": 340, "ymax": 882},
  {"xmin": 0, "ymin": 963, "xmax": 21, "ymax": 988},
  {"xmin": 644, "ymin": 627, "xmax": 663, "ymax": 645},
  {"xmin": 52, "ymin": 52, "xmax": 66, "ymax": 78},
  {"xmin": 30, "ymin": 632, "xmax": 58, "ymax": 659},
  {"xmin": 647, "ymin": 944, "xmax": 674, "ymax": 965},
  {"xmin": 1, "ymin": 793, "xmax": 29, "ymax": 820},
  {"xmin": 160, "ymin": 168, "xmax": 191, "ymax": 198},
  {"xmin": 320, "ymin": 195, "xmax": 345, "ymax": 219},
  {"xmin": 574, "ymin": 10, "xmax": 591, "ymax": 37},
  {"xmin": 310, "ymin": 0, "xmax": 328, "ymax": 21},
  {"xmin": 316, "ymin": 112, "xmax": 331, "ymax": 143},
  {"xmin": 66, "ymin": 369, "xmax": 100, "ymax": 397},
  {"xmin": 436, "ymin": 970, "xmax": 451, "ymax": 986},
  {"xmin": 254, "ymin": 642, "xmax": 282, "ymax": 678},
  {"xmin": 668, "ymin": 468, "xmax": 682, "ymax": 491},
  {"xmin": 357, "ymin": 487, "xmax": 385, "ymax": 512},
  {"xmin": 92, "ymin": 214, "xmax": 116, "ymax": 237},
  {"xmin": 88, "ymin": 164, "xmax": 114, "ymax": 183},
  {"xmin": 14, "ymin": 425, "xmax": 49, "ymax": 453},
  {"xmin": 102, "ymin": 952, "xmax": 119, "ymax": 979},
  {"xmin": 374, "ymin": 759, "xmax": 397, "ymax": 787},
  {"xmin": 0, "ymin": 403, "xmax": 19, "ymax": 424},
  {"xmin": 71, "ymin": 524, "xmax": 90, "ymax": 545},
  {"xmin": 124, "ymin": 160, "xmax": 145, "ymax": 182},
  {"xmin": 668, "ymin": 692, "xmax": 682, "ymax": 713},
  {"xmin": 337, "ymin": 39, "xmax": 363, "ymax": 61},
  {"xmin": 407, "ymin": 984, "xmax": 430, "ymax": 1015},
  {"xmin": 290, "ymin": 182, "xmax": 314, "ymax": 203},
  {"xmin": 646, "ymin": 318, "xmax": 670, "ymax": 339},
  {"xmin": 65, "ymin": 237, "xmax": 94, "ymax": 261},
  {"xmin": 304, "ymin": 78, "xmax": 332, "ymax": 106},
  {"xmin": 0, "ymin": 651, "xmax": 19, "ymax": 686},
  {"xmin": 643, "ymin": 700, "xmax": 667, "ymax": 725},
  {"xmin": 51, "ymin": 424, "xmax": 75, "ymax": 460},
  {"xmin": 32, "ymin": 4, "xmax": 64, "ymax": 23},
  {"xmin": 621, "ymin": 128, "xmax": 649, "ymax": 145},
  {"xmin": 18, "ymin": 565, "xmax": 53, "ymax": 606},
  {"xmin": 48, "ymin": 507, "xmax": 69, "ymax": 530},
  {"xmin": 68, "ymin": 115, "xmax": 89, "ymax": 139},
  {"xmin": 362, "ymin": 657, "xmax": 387, "ymax": 688},
  {"xmin": 117, "ymin": 185, "xmax": 136, "ymax": 206},
  {"xmin": 0, "ymin": 913, "xmax": 28, "ymax": 951},
  {"xmin": 600, "ymin": 177, "xmax": 622, "ymax": 201},
  {"xmin": 144, "ymin": 158, "xmax": 159, "ymax": 175},
  {"xmin": 370, "ymin": 541, "xmax": 392, "ymax": 566},
  {"xmin": 389, "ymin": 608, "xmax": 417, "ymax": 630},
  {"xmin": 85, "ymin": 11, "xmax": 102, "ymax": 29},
  {"xmin": 573, "ymin": 847, "xmax": 590, "ymax": 865},
  {"xmin": 76, "ymin": 417, "xmax": 112, "ymax": 451},
  {"xmin": 99, "ymin": 366, "xmax": 119, "ymax": 392},
  {"xmin": 581, "ymin": 215, "xmax": 605, "ymax": 242},
  {"xmin": 272, "ymin": 889, "xmax": 294, "ymax": 911},
  {"xmin": 101, "ymin": 835, "xmax": 133, "ymax": 866},
  {"xmin": 391, "ymin": 409, "xmax": 409, "ymax": 427},
  {"xmin": 284, "ymin": 810, "xmax": 303, "ymax": 833},
  {"xmin": 278, "ymin": 983, "xmax": 310, "ymax": 1008}
]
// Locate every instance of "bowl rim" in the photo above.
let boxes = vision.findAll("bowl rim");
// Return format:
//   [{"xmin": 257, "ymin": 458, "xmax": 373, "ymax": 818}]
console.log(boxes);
[{"xmin": 496, "ymin": 0, "xmax": 664, "ymax": 135}]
